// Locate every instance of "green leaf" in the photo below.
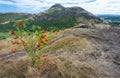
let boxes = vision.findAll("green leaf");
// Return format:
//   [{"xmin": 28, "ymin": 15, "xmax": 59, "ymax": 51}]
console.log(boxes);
[
  {"xmin": 23, "ymin": 23, "xmax": 26, "ymax": 28},
  {"xmin": 35, "ymin": 30, "xmax": 39, "ymax": 36},
  {"xmin": 27, "ymin": 51, "xmax": 36, "ymax": 58},
  {"xmin": 37, "ymin": 26, "xmax": 41, "ymax": 30},
  {"xmin": 32, "ymin": 25, "xmax": 36, "ymax": 31},
  {"xmin": 35, "ymin": 60, "xmax": 41, "ymax": 67},
  {"xmin": 41, "ymin": 44, "xmax": 46, "ymax": 49}
]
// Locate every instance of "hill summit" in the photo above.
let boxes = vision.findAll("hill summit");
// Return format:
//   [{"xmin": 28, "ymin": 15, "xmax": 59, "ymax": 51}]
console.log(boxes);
[
  {"xmin": 50, "ymin": 3, "xmax": 65, "ymax": 9},
  {"xmin": 32, "ymin": 4, "xmax": 103, "ymax": 29}
]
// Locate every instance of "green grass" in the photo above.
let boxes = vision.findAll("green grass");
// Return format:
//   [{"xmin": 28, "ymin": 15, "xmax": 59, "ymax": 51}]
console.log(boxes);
[{"xmin": 0, "ymin": 32, "xmax": 11, "ymax": 40}]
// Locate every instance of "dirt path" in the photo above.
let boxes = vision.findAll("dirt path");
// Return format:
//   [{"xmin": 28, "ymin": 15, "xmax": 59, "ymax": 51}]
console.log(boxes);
[{"xmin": 0, "ymin": 51, "xmax": 26, "ymax": 61}]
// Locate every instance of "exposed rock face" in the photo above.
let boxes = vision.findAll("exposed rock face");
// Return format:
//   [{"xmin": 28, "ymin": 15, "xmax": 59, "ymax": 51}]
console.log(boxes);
[
  {"xmin": 0, "ymin": 27, "xmax": 120, "ymax": 78},
  {"xmin": 73, "ymin": 24, "xmax": 89, "ymax": 28},
  {"xmin": 39, "ymin": 27, "xmax": 120, "ymax": 78}
]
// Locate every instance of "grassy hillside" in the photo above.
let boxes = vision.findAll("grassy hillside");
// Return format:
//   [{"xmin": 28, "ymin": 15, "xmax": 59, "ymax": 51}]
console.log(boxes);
[
  {"xmin": 0, "ymin": 13, "xmax": 32, "ymax": 33},
  {"xmin": 0, "ymin": 13, "xmax": 31, "ymax": 23}
]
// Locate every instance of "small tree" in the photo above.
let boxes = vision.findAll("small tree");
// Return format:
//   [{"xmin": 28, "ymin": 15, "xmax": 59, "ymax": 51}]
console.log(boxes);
[{"xmin": 10, "ymin": 22, "xmax": 52, "ymax": 77}]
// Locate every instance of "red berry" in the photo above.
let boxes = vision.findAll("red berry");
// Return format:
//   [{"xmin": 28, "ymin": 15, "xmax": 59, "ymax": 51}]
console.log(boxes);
[
  {"xmin": 37, "ymin": 67, "xmax": 41, "ymax": 72},
  {"xmin": 16, "ymin": 42, "xmax": 20, "ymax": 45},
  {"xmin": 41, "ymin": 36, "xmax": 44, "ymax": 39},
  {"xmin": 10, "ymin": 31, "xmax": 15, "ymax": 35},
  {"xmin": 12, "ymin": 42, "xmax": 15, "ymax": 44},
  {"xmin": 40, "ymin": 40, "xmax": 44, "ymax": 44},
  {"xmin": 45, "ymin": 39, "xmax": 48, "ymax": 43},
  {"xmin": 36, "ymin": 44, "xmax": 41, "ymax": 48},
  {"xmin": 11, "ymin": 48, "xmax": 16, "ymax": 53},
  {"xmin": 16, "ymin": 22, "xmax": 23, "ymax": 26}
]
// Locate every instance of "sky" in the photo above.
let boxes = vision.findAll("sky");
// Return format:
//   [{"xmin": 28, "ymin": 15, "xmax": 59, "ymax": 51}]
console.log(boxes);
[{"xmin": 0, "ymin": 0, "xmax": 120, "ymax": 15}]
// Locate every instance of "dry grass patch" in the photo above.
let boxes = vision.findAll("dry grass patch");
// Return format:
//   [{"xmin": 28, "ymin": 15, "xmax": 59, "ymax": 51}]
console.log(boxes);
[
  {"xmin": 45, "ymin": 35, "xmax": 95, "ymax": 52},
  {"xmin": 40, "ymin": 57, "xmax": 98, "ymax": 78},
  {"xmin": 0, "ymin": 38, "xmax": 13, "ymax": 55},
  {"xmin": 0, "ymin": 58, "xmax": 30, "ymax": 78}
]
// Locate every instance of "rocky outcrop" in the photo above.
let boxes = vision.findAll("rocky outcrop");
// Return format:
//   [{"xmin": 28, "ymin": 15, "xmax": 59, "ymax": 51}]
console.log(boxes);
[{"xmin": 1, "ymin": 27, "xmax": 120, "ymax": 78}]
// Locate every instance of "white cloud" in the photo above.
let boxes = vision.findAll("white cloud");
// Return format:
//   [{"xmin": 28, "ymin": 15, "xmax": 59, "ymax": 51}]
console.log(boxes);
[
  {"xmin": 79, "ymin": 0, "xmax": 120, "ymax": 14},
  {"xmin": 0, "ymin": 0, "xmax": 13, "ymax": 5},
  {"xmin": 0, "ymin": 0, "xmax": 120, "ymax": 14}
]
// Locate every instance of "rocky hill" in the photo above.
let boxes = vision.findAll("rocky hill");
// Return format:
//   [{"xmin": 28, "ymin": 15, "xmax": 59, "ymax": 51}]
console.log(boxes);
[
  {"xmin": 36, "ymin": 4, "xmax": 102, "ymax": 22},
  {"xmin": 30, "ymin": 4, "xmax": 103, "ymax": 29}
]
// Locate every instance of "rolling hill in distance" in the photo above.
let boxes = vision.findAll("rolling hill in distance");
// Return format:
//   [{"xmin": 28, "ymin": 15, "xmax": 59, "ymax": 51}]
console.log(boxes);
[{"xmin": 97, "ymin": 14, "xmax": 120, "ymax": 26}]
